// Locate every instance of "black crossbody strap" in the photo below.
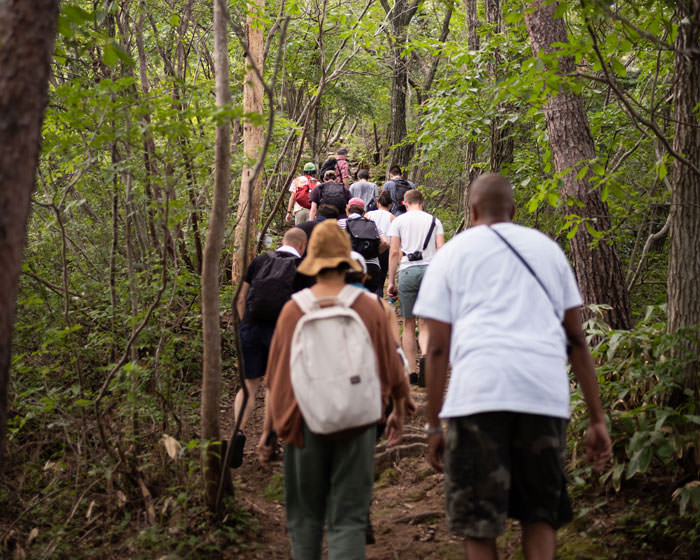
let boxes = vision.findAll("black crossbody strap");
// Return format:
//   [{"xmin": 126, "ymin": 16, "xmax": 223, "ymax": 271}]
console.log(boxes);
[
  {"xmin": 487, "ymin": 225, "xmax": 558, "ymax": 316},
  {"xmin": 422, "ymin": 217, "xmax": 437, "ymax": 251}
]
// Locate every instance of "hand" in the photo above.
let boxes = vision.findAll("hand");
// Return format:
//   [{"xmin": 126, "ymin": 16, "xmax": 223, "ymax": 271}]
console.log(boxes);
[
  {"xmin": 384, "ymin": 412, "xmax": 404, "ymax": 447},
  {"xmin": 427, "ymin": 432, "xmax": 445, "ymax": 473},
  {"xmin": 257, "ymin": 431, "xmax": 274, "ymax": 466},
  {"xmin": 285, "ymin": 212, "xmax": 291, "ymax": 223},
  {"xmin": 585, "ymin": 420, "xmax": 612, "ymax": 472},
  {"xmin": 387, "ymin": 283, "xmax": 398, "ymax": 298}
]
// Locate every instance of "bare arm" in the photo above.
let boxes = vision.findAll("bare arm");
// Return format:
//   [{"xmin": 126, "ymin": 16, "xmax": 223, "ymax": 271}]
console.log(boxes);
[
  {"xmin": 424, "ymin": 318, "xmax": 451, "ymax": 473},
  {"xmin": 435, "ymin": 233, "xmax": 445, "ymax": 250},
  {"xmin": 563, "ymin": 307, "xmax": 612, "ymax": 471},
  {"xmin": 236, "ymin": 282, "xmax": 250, "ymax": 320},
  {"xmin": 285, "ymin": 192, "xmax": 295, "ymax": 223},
  {"xmin": 378, "ymin": 234, "xmax": 389, "ymax": 254},
  {"xmin": 309, "ymin": 201, "xmax": 318, "ymax": 221},
  {"xmin": 387, "ymin": 235, "xmax": 402, "ymax": 296}
]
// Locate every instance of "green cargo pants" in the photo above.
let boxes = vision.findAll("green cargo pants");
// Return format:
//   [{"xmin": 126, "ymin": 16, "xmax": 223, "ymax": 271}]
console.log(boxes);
[{"xmin": 284, "ymin": 423, "xmax": 376, "ymax": 560}]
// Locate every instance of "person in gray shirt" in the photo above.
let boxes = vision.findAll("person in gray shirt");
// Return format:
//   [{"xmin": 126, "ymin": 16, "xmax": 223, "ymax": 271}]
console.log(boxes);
[{"xmin": 350, "ymin": 169, "xmax": 379, "ymax": 210}]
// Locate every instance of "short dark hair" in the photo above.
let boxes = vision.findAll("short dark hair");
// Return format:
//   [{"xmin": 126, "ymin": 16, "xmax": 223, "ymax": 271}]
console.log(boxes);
[
  {"xmin": 347, "ymin": 204, "xmax": 364, "ymax": 215},
  {"xmin": 358, "ymin": 169, "xmax": 370, "ymax": 180},
  {"xmin": 317, "ymin": 204, "xmax": 340, "ymax": 218},
  {"xmin": 389, "ymin": 165, "xmax": 402, "ymax": 177},
  {"xmin": 323, "ymin": 170, "xmax": 337, "ymax": 181},
  {"xmin": 377, "ymin": 190, "xmax": 392, "ymax": 208}
]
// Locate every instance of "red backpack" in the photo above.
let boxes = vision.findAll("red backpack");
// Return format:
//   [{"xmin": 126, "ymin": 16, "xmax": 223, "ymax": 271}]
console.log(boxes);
[{"xmin": 293, "ymin": 175, "xmax": 318, "ymax": 209}]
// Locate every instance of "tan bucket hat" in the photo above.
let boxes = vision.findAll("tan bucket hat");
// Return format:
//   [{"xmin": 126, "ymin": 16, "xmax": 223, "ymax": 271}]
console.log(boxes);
[{"xmin": 297, "ymin": 219, "xmax": 363, "ymax": 276}]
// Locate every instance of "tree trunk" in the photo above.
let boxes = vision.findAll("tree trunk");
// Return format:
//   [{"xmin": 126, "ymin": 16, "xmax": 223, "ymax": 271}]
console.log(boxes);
[
  {"xmin": 382, "ymin": 0, "xmax": 420, "ymax": 173},
  {"xmin": 232, "ymin": 0, "xmax": 266, "ymax": 281},
  {"xmin": 668, "ymin": 2, "xmax": 700, "ymax": 397},
  {"xmin": 463, "ymin": 0, "xmax": 481, "ymax": 228},
  {"xmin": 0, "ymin": 0, "xmax": 58, "ymax": 472},
  {"xmin": 201, "ymin": 0, "xmax": 233, "ymax": 509},
  {"xmin": 525, "ymin": 0, "xmax": 632, "ymax": 330}
]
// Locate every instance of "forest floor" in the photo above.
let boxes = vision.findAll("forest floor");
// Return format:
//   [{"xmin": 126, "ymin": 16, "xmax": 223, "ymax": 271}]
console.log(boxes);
[{"xmin": 219, "ymin": 384, "xmax": 699, "ymax": 560}]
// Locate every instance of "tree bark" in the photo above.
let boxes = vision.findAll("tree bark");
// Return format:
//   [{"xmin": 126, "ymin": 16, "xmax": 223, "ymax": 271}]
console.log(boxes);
[
  {"xmin": 232, "ymin": 0, "xmax": 266, "ymax": 281},
  {"xmin": 381, "ymin": 0, "xmax": 421, "ymax": 173},
  {"xmin": 668, "ymin": 1, "xmax": 700, "ymax": 397},
  {"xmin": 463, "ymin": 0, "xmax": 481, "ymax": 228},
  {"xmin": 201, "ymin": 0, "xmax": 233, "ymax": 509},
  {"xmin": 525, "ymin": 0, "xmax": 632, "ymax": 330},
  {"xmin": 0, "ymin": 0, "xmax": 59, "ymax": 472}
]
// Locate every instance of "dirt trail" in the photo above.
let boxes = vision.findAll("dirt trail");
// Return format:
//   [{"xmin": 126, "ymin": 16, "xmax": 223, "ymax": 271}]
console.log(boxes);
[{"xmin": 222, "ymin": 382, "xmax": 474, "ymax": 559}]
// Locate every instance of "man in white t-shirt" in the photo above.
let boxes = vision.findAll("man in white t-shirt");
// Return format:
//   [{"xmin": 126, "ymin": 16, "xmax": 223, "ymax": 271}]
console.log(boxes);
[
  {"xmin": 414, "ymin": 173, "xmax": 611, "ymax": 560},
  {"xmin": 387, "ymin": 189, "xmax": 444, "ymax": 385}
]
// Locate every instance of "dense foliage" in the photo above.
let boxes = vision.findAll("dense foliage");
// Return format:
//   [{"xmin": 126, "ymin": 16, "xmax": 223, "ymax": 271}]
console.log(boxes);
[{"xmin": 1, "ymin": 0, "xmax": 698, "ymax": 557}]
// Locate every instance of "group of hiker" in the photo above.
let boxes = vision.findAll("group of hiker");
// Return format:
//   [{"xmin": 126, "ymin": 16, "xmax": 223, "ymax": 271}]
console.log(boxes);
[{"xmin": 231, "ymin": 158, "xmax": 613, "ymax": 560}]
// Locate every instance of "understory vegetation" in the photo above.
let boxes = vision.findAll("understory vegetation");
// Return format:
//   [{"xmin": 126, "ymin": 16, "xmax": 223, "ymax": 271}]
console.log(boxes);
[{"xmin": 1, "ymin": 0, "xmax": 699, "ymax": 557}]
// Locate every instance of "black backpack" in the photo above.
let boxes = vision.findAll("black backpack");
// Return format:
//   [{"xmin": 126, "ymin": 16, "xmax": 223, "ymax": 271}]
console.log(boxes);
[
  {"xmin": 246, "ymin": 253, "xmax": 298, "ymax": 322},
  {"xmin": 346, "ymin": 217, "xmax": 380, "ymax": 259},
  {"xmin": 319, "ymin": 181, "xmax": 347, "ymax": 213},
  {"xmin": 392, "ymin": 178, "xmax": 413, "ymax": 214},
  {"xmin": 365, "ymin": 197, "xmax": 378, "ymax": 212}
]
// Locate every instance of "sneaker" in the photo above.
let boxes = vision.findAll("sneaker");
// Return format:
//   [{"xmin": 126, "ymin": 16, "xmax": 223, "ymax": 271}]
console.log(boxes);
[
  {"xmin": 229, "ymin": 430, "xmax": 246, "ymax": 469},
  {"xmin": 418, "ymin": 357, "xmax": 426, "ymax": 388},
  {"xmin": 409, "ymin": 372, "xmax": 419, "ymax": 385}
]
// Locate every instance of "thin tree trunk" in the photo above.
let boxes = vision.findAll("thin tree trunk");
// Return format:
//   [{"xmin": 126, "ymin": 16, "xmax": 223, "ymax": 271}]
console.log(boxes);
[
  {"xmin": 463, "ymin": 0, "xmax": 481, "ymax": 228},
  {"xmin": 201, "ymin": 0, "xmax": 233, "ymax": 509},
  {"xmin": 0, "ymin": 0, "xmax": 59, "ymax": 472},
  {"xmin": 668, "ymin": 1, "xmax": 700, "ymax": 398},
  {"xmin": 232, "ymin": 0, "xmax": 266, "ymax": 281},
  {"xmin": 381, "ymin": 0, "xmax": 421, "ymax": 172},
  {"xmin": 525, "ymin": 0, "xmax": 632, "ymax": 329}
]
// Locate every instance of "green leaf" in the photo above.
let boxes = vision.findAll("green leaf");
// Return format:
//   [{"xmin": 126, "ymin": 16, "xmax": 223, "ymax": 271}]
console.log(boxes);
[{"xmin": 611, "ymin": 58, "xmax": 627, "ymax": 77}]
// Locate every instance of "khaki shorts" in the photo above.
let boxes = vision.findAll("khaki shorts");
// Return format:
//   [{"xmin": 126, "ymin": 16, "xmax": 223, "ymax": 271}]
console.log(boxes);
[{"xmin": 444, "ymin": 412, "xmax": 573, "ymax": 538}]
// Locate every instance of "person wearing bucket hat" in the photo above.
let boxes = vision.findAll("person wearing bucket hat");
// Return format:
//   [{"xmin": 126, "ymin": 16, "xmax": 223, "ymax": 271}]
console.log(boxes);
[
  {"xmin": 257, "ymin": 219, "xmax": 410, "ymax": 559},
  {"xmin": 286, "ymin": 161, "xmax": 319, "ymax": 225}
]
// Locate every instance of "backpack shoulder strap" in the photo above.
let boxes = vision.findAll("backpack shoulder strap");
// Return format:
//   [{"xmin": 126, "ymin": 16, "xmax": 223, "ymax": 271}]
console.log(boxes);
[
  {"xmin": 422, "ymin": 216, "xmax": 437, "ymax": 251},
  {"xmin": 291, "ymin": 288, "xmax": 317, "ymax": 314},
  {"xmin": 336, "ymin": 285, "xmax": 364, "ymax": 308}
]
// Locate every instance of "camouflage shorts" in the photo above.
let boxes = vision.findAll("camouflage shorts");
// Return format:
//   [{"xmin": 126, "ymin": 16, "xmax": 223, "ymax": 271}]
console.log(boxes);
[{"xmin": 444, "ymin": 412, "xmax": 573, "ymax": 538}]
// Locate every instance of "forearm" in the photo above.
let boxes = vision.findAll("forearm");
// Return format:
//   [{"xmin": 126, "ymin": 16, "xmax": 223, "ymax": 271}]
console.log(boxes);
[
  {"xmin": 287, "ymin": 193, "xmax": 295, "ymax": 214},
  {"xmin": 564, "ymin": 307, "xmax": 605, "ymax": 424},
  {"xmin": 570, "ymin": 341, "xmax": 605, "ymax": 424},
  {"xmin": 261, "ymin": 389, "xmax": 273, "ymax": 434},
  {"xmin": 425, "ymin": 319, "xmax": 451, "ymax": 427},
  {"xmin": 309, "ymin": 202, "xmax": 317, "ymax": 221}
]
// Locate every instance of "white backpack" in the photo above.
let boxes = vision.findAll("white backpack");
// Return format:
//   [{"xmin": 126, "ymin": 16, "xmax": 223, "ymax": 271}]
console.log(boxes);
[{"xmin": 290, "ymin": 285, "xmax": 383, "ymax": 435}]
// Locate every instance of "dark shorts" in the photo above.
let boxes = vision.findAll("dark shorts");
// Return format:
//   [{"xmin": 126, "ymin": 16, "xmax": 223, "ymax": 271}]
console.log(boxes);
[
  {"xmin": 240, "ymin": 321, "xmax": 276, "ymax": 379},
  {"xmin": 444, "ymin": 412, "xmax": 572, "ymax": 538}
]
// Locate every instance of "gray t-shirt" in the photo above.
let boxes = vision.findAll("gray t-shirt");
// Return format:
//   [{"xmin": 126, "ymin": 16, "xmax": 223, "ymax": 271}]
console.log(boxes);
[{"xmin": 349, "ymin": 181, "xmax": 378, "ymax": 207}]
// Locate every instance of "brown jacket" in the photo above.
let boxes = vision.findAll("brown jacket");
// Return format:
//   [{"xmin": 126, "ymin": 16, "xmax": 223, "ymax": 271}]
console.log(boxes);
[{"xmin": 264, "ymin": 291, "xmax": 410, "ymax": 447}]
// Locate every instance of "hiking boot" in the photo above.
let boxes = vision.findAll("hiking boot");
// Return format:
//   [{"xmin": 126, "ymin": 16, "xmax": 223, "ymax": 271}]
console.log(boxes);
[
  {"xmin": 229, "ymin": 430, "xmax": 246, "ymax": 469},
  {"xmin": 409, "ymin": 372, "xmax": 419, "ymax": 385},
  {"xmin": 418, "ymin": 356, "xmax": 426, "ymax": 388}
]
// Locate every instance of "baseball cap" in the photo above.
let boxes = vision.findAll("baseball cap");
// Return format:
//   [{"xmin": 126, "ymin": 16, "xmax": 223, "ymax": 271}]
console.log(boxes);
[
  {"xmin": 348, "ymin": 197, "xmax": 365, "ymax": 209},
  {"xmin": 303, "ymin": 162, "xmax": 316, "ymax": 172}
]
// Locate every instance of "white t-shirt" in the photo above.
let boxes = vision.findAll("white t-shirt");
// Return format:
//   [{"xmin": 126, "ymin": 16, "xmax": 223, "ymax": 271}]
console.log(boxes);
[
  {"xmin": 413, "ymin": 223, "xmax": 582, "ymax": 420},
  {"xmin": 387, "ymin": 210, "xmax": 444, "ymax": 270},
  {"xmin": 365, "ymin": 209, "xmax": 393, "ymax": 239}
]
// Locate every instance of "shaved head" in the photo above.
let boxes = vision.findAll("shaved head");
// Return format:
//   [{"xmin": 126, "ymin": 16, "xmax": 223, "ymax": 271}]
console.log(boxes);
[
  {"xmin": 283, "ymin": 227, "xmax": 307, "ymax": 251},
  {"xmin": 469, "ymin": 173, "xmax": 515, "ymax": 225}
]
